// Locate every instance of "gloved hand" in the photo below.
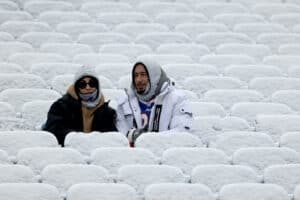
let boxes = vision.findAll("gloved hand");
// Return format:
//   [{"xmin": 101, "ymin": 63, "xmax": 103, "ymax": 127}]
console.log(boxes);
[{"xmin": 127, "ymin": 128, "xmax": 145, "ymax": 146}]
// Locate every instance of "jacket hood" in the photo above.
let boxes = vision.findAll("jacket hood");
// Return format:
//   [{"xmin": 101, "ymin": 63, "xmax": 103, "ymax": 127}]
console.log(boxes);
[{"xmin": 131, "ymin": 57, "xmax": 170, "ymax": 101}]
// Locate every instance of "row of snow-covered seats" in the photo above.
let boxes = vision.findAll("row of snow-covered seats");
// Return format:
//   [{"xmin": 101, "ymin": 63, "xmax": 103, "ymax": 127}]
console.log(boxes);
[{"xmin": 0, "ymin": 131, "xmax": 300, "ymax": 198}]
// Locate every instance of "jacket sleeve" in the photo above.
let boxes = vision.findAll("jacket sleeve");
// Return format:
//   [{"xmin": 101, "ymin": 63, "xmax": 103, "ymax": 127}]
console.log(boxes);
[
  {"xmin": 116, "ymin": 101, "xmax": 132, "ymax": 136},
  {"xmin": 42, "ymin": 99, "xmax": 76, "ymax": 146}
]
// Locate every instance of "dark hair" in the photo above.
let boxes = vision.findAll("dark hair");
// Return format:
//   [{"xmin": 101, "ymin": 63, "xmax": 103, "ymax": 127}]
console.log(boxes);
[{"xmin": 132, "ymin": 62, "xmax": 150, "ymax": 87}]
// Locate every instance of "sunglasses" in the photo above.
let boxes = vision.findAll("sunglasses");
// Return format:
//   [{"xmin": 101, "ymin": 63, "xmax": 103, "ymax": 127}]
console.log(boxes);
[{"xmin": 78, "ymin": 79, "xmax": 97, "ymax": 89}]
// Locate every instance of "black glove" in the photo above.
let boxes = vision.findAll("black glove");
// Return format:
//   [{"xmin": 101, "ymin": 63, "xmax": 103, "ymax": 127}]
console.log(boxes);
[{"xmin": 127, "ymin": 128, "xmax": 145, "ymax": 144}]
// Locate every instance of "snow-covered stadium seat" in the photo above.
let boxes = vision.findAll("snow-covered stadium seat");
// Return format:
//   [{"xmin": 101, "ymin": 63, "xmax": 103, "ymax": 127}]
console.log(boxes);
[
  {"xmin": 190, "ymin": 102, "xmax": 226, "ymax": 117},
  {"xmin": 21, "ymin": 100, "xmax": 54, "ymax": 130},
  {"xmin": 195, "ymin": 3, "xmax": 248, "ymax": 19},
  {"xmin": 0, "ymin": 62, "xmax": 24, "ymax": 73},
  {"xmin": 280, "ymin": 132, "xmax": 300, "ymax": 153},
  {"xmin": 0, "ymin": 101, "xmax": 15, "ymax": 117},
  {"xmin": 66, "ymin": 183, "xmax": 137, "ymax": 200},
  {"xmin": 233, "ymin": 147, "xmax": 300, "ymax": 174},
  {"xmin": 203, "ymin": 89, "xmax": 264, "ymax": 110},
  {"xmin": 157, "ymin": 44, "xmax": 210, "ymax": 62},
  {"xmin": 136, "ymin": 32, "xmax": 191, "ymax": 50},
  {"xmin": 73, "ymin": 53, "xmax": 129, "ymax": 67},
  {"xmin": 0, "ymin": 42, "xmax": 34, "ymax": 62},
  {"xmin": 271, "ymin": 13, "xmax": 300, "ymax": 31},
  {"xmin": 80, "ymin": 2, "xmax": 133, "ymax": 17},
  {"xmin": 231, "ymin": 0, "xmax": 282, "ymax": 6},
  {"xmin": 0, "ymin": 183, "xmax": 60, "ymax": 200},
  {"xmin": 51, "ymin": 74, "xmax": 75, "ymax": 94},
  {"xmin": 8, "ymin": 52, "xmax": 67, "ymax": 71},
  {"xmin": 263, "ymin": 55, "xmax": 300, "ymax": 73},
  {"xmin": 41, "ymin": 43, "xmax": 94, "ymax": 61},
  {"xmin": 41, "ymin": 164, "xmax": 109, "ymax": 195},
  {"xmin": 279, "ymin": 44, "xmax": 300, "ymax": 55},
  {"xmin": 230, "ymin": 102, "xmax": 293, "ymax": 125},
  {"xmin": 38, "ymin": 11, "xmax": 92, "ymax": 27},
  {"xmin": 155, "ymin": 13, "xmax": 207, "ymax": 29},
  {"xmin": 144, "ymin": 183, "xmax": 215, "ymax": 200},
  {"xmin": 0, "ymin": 11, "xmax": 32, "ymax": 24},
  {"xmin": 257, "ymin": 33, "xmax": 300, "ymax": 53},
  {"xmin": 0, "ymin": 149, "xmax": 9, "ymax": 164},
  {"xmin": 161, "ymin": 147, "xmax": 229, "ymax": 174},
  {"xmin": 30, "ymin": 63, "xmax": 81, "ymax": 83},
  {"xmin": 213, "ymin": 13, "xmax": 265, "ymax": 29},
  {"xmin": 264, "ymin": 164, "xmax": 300, "ymax": 194},
  {"xmin": 64, "ymin": 132, "xmax": 129, "ymax": 156},
  {"xmin": 134, "ymin": 132, "xmax": 203, "ymax": 156},
  {"xmin": 91, "ymin": 147, "xmax": 158, "ymax": 174},
  {"xmin": 224, "ymin": 64, "xmax": 283, "ymax": 82},
  {"xmin": 0, "ymin": 130, "xmax": 58, "ymax": 159},
  {"xmin": 137, "ymin": 54, "xmax": 194, "ymax": 66},
  {"xmin": 192, "ymin": 116, "xmax": 251, "ymax": 144},
  {"xmin": 271, "ymin": 90, "xmax": 300, "ymax": 112},
  {"xmin": 163, "ymin": 64, "xmax": 218, "ymax": 84},
  {"xmin": 17, "ymin": 147, "xmax": 85, "ymax": 174},
  {"xmin": 102, "ymin": 88, "xmax": 126, "ymax": 102},
  {"xmin": 0, "ymin": 32, "xmax": 13, "ymax": 41},
  {"xmin": 183, "ymin": 76, "xmax": 243, "ymax": 96},
  {"xmin": 249, "ymin": 77, "xmax": 300, "ymax": 97},
  {"xmin": 175, "ymin": 23, "xmax": 228, "ymax": 40},
  {"xmin": 0, "ymin": 117, "xmax": 26, "ymax": 131},
  {"xmin": 289, "ymin": 66, "xmax": 300, "ymax": 78},
  {"xmin": 24, "ymin": 1, "xmax": 74, "ymax": 16},
  {"xmin": 295, "ymin": 185, "xmax": 300, "ymax": 200},
  {"xmin": 199, "ymin": 55, "xmax": 256, "ymax": 72},
  {"xmin": 216, "ymin": 44, "xmax": 271, "ymax": 62},
  {"xmin": 114, "ymin": 23, "xmax": 169, "ymax": 39},
  {"xmin": 0, "ymin": 75, "xmax": 48, "ymax": 92},
  {"xmin": 255, "ymin": 114, "xmax": 300, "ymax": 141},
  {"xmin": 191, "ymin": 165, "xmax": 261, "ymax": 193},
  {"xmin": 117, "ymin": 165, "xmax": 187, "ymax": 197},
  {"xmin": 96, "ymin": 63, "xmax": 132, "ymax": 82},
  {"xmin": 99, "ymin": 44, "xmax": 152, "ymax": 62},
  {"xmin": 0, "ymin": 1, "xmax": 18, "ymax": 11},
  {"xmin": 56, "ymin": 22, "xmax": 108, "ymax": 40},
  {"xmin": 0, "ymin": 88, "xmax": 60, "ymax": 112},
  {"xmin": 137, "ymin": 2, "xmax": 191, "ymax": 18},
  {"xmin": 252, "ymin": 3, "xmax": 300, "ymax": 19},
  {"xmin": 0, "ymin": 165, "xmax": 36, "ymax": 183},
  {"xmin": 219, "ymin": 183, "xmax": 290, "ymax": 200},
  {"xmin": 233, "ymin": 23, "xmax": 288, "ymax": 41},
  {"xmin": 209, "ymin": 131, "xmax": 275, "ymax": 156},
  {"xmin": 0, "ymin": 21, "xmax": 51, "ymax": 38},
  {"xmin": 196, "ymin": 32, "xmax": 252, "ymax": 50}
]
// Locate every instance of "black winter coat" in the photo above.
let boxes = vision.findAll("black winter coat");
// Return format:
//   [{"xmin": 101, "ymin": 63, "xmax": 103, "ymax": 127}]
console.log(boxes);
[{"xmin": 43, "ymin": 93, "xmax": 118, "ymax": 146}]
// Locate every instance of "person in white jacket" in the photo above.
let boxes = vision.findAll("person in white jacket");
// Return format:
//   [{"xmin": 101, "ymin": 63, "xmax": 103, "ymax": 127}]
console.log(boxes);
[{"xmin": 116, "ymin": 58, "xmax": 193, "ymax": 146}]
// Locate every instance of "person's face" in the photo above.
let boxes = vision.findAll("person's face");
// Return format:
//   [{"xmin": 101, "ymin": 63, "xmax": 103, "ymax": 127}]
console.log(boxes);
[
  {"xmin": 134, "ymin": 64, "xmax": 149, "ymax": 94},
  {"xmin": 78, "ymin": 77, "xmax": 97, "ymax": 94}
]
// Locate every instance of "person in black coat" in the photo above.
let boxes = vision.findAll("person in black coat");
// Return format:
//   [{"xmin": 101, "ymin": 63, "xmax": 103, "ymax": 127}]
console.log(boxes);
[{"xmin": 43, "ymin": 65, "xmax": 117, "ymax": 146}]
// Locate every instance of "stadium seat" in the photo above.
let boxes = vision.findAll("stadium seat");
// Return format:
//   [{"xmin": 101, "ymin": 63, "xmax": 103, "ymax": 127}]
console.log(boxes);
[
  {"xmin": 219, "ymin": 183, "xmax": 290, "ymax": 200},
  {"xmin": 24, "ymin": 1, "xmax": 74, "ymax": 16},
  {"xmin": 271, "ymin": 13, "xmax": 300, "ymax": 31},
  {"xmin": 80, "ymin": 2, "xmax": 133, "ymax": 17},
  {"xmin": 271, "ymin": 90, "xmax": 300, "ymax": 112},
  {"xmin": 233, "ymin": 147, "xmax": 300, "ymax": 174},
  {"xmin": 41, "ymin": 43, "xmax": 93, "ymax": 61},
  {"xmin": 0, "ymin": 149, "xmax": 9, "ymax": 164},
  {"xmin": 0, "ymin": 164, "xmax": 36, "ymax": 183},
  {"xmin": 249, "ymin": 77, "xmax": 300, "ymax": 97},
  {"xmin": 66, "ymin": 183, "xmax": 137, "ymax": 200},
  {"xmin": 209, "ymin": 131, "xmax": 275, "ymax": 155},
  {"xmin": 0, "ymin": 101, "xmax": 15, "ymax": 118},
  {"xmin": 17, "ymin": 147, "xmax": 86, "ymax": 174},
  {"xmin": 203, "ymin": 89, "xmax": 264, "ymax": 110},
  {"xmin": 0, "ymin": 42, "xmax": 34, "ymax": 62},
  {"xmin": 295, "ymin": 185, "xmax": 300, "ymax": 200},
  {"xmin": 278, "ymin": 44, "xmax": 300, "ymax": 55},
  {"xmin": 96, "ymin": 63, "xmax": 132, "ymax": 84},
  {"xmin": 0, "ymin": 31, "xmax": 13, "ymax": 41},
  {"xmin": 157, "ymin": 43, "xmax": 210, "ymax": 62},
  {"xmin": 144, "ymin": 183, "xmax": 215, "ymax": 200},
  {"xmin": 0, "ymin": 1, "xmax": 18, "ymax": 11},
  {"xmin": 161, "ymin": 147, "xmax": 230, "ymax": 174},
  {"xmin": 41, "ymin": 164, "xmax": 109, "ymax": 195},
  {"xmin": 252, "ymin": 3, "xmax": 300, "ymax": 19},
  {"xmin": 64, "ymin": 131, "xmax": 129, "ymax": 156},
  {"xmin": 264, "ymin": 164, "xmax": 300, "ymax": 194},
  {"xmin": 289, "ymin": 66, "xmax": 300, "ymax": 78},
  {"xmin": 102, "ymin": 88, "xmax": 126, "ymax": 102},
  {"xmin": 0, "ymin": 117, "xmax": 27, "ymax": 131},
  {"xmin": 8, "ymin": 52, "xmax": 67, "ymax": 71},
  {"xmin": 135, "ymin": 132, "xmax": 203, "ymax": 156},
  {"xmin": 137, "ymin": 54, "xmax": 194, "ymax": 66},
  {"xmin": 255, "ymin": 114, "xmax": 300, "ymax": 141},
  {"xmin": 280, "ymin": 132, "xmax": 300, "ymax": 153},
  {"xmin": 72, "ymin": 53, "xmax": 130, "ymax": 67},
  {"xmin": 231, "ymin": 102, "xmax": 293, "ymax": 125},
  {"xmin": 117, "ymin": 165, "xmax": 187, "ymax": 197},
  {"xmin": 0, "ymin": 130, "xmax": 59, "ymax": 160},
  {"xmin": 190, "ymin": 102, "xmax": 226, "ymax": 117},
  {"xmin": 216, "ymin": 44, "xmax": 271, "ymax": 62},
  {"xmin": 0, "ymin": 21, "xmax": 51, "ymax": 38},
  {"xmin": 191, "ymin": 164, "xmax": 261, "ymax": 192},
  {"xmin": 0, "ymin": 11, "xmax": 32, "ymax": 24},
  {"xmin": 91, "ymin": 147, "xmax": 158, "ymax": 174},
  {"xmin": 224, "ymin": 64, "xmax": 283, "ymax": 82},
  {"xmin": 263, "ymin": 55, "xmax": 300, "ymax": 73}
]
